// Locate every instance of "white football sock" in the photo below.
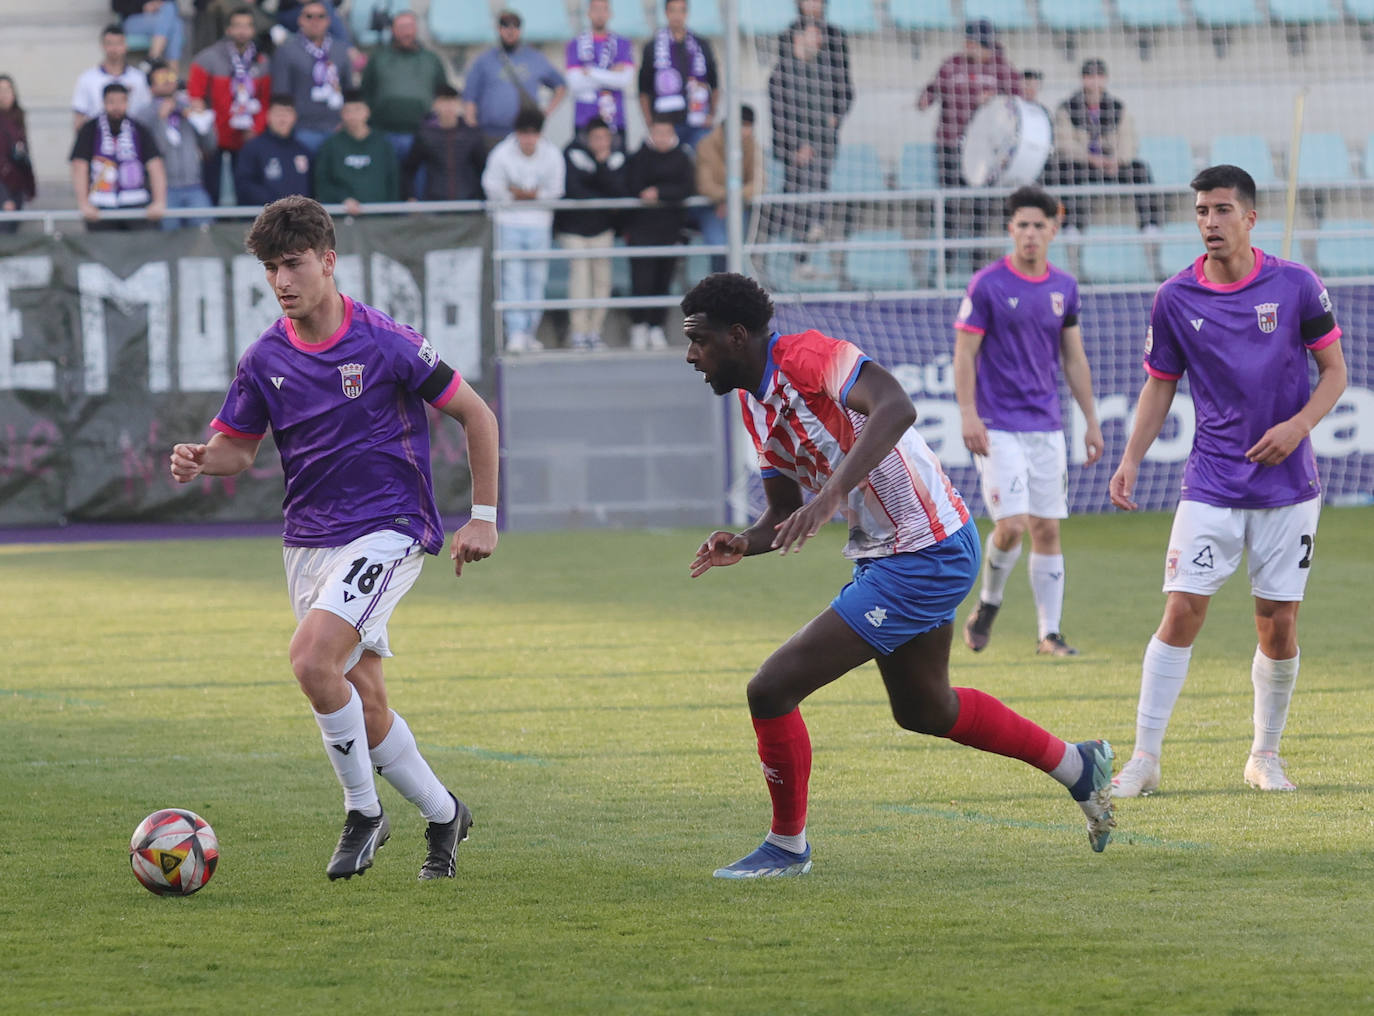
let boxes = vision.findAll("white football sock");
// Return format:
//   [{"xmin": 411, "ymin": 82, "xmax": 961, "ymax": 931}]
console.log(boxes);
[
  {"xmin": 1047, "ymin": 741, "xmax": 1084, "ymax": 790},
  {"xmin": 1133, "ymin": 636, "xmax": 1193, "ymax": 760},
  {"xmin": 979, "ymin": 536, "xmax": 1022, "ymax": 606},
  {"xmin": 312, "ymin": 685, "xmax": 380, "ymax": 816},
  {"xmin": 1250, "ymin": 647, "xmax": 1299, "ymax": 756},
  {"xmin": 1028, "ymin": 552, "xmax": 1066, "ymax": 639},
  {"xmin": 369, "ymin": 710, "xmax": 456, "ymax": 824},
  {"xmin": 765, "ymin": 828, "xmax": 807, "ymax": 854}
]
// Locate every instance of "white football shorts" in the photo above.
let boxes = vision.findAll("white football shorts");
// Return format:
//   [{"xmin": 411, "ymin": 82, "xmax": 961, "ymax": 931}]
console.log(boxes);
[
  {"xmin": 283, "ymin": 529, "xmax": 425, "ymax": 672},
  {"xmin": 974, "ymin": 429, "xmax": 1068, "ymax": 521},
  {"xmin": 1162, "ymin": 499, "xmax": 1322, "ymax": 600}
]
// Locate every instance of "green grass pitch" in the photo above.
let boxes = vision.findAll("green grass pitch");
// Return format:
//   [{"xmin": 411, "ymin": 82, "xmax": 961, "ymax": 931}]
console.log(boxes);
[{"xmin": 3, "ymin": 509, "xmax": 1373, "ymax": 1014}]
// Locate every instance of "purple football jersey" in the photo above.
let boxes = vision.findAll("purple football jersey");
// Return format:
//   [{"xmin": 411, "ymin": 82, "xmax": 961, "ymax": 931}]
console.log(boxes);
[
  {"xmin": 1145, "ymin": 249, "xmax": 1341, "ymax": 509},
  {"xmin": 565, "ymin": 32, "xmax": 635, "ymax": 130},
  {"xmin": 954, "ymin": 256, "xmax": 1083, "ymax": 431},
  {"xmin": 211, "ymin": 296, "xmax": 462, "ymax": 553}
]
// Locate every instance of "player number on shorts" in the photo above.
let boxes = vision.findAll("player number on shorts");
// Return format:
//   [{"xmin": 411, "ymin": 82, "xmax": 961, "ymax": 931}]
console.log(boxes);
[
  {"xmin": 343, "ymin": 556, "xmax": 386, "ymax": 594},
  {"xmin": 1298, "ymin": 534, "xmax": 1313, "ymax": 570}
]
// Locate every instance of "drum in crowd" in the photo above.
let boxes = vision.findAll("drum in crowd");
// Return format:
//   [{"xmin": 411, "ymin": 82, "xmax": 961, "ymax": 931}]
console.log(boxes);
[{"xmin": 960, "ymin": 96, "xmax": 1052, "ymax": 188}]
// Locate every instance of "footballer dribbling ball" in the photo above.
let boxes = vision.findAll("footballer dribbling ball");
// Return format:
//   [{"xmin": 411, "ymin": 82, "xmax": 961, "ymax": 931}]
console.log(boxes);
[{"xmin": 129, "ymin": 809, "xmax": 219, "ymax": 896}]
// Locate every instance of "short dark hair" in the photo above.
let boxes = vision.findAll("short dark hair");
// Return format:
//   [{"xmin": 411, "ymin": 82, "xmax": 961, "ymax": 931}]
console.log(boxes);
[
  {"xmin": 650, "ymin": 113, "xmax": 677, "ymax": 127},
  {"xmin": 681, "ymin": 273, "xmax": 775, "ymax": 335},
  {"xmin": 227, "ymin": 5, "xmax": 257, "ymax": 23},
  {"xmin": 1022, "ymin": 68, "xmax": 1043, "ymax": 82},
  {"xmin": 583, "ymin": 116, "xmax": 611, "ymax": 133},
  {"xmin": 268, "ymin": 93, "xmax": 296, "ymax": 109},
  {"xmin": 1006, "ymin": 185, "xmax": 1059, "ymax": 221},
  {"xmin": 101, "ymin": 23, "xmax": 125, "ymax": 39},
  {"xmin": 1191, "ymin": 164, "xmax": 1257, "ymax": 207},
  {"xmin": 341, "ymin": 88, "xmax": 367, "ymax": 105},
  {"xmin": 740, "ymin": 103, "xmax": 755, "ymax": 124},
  {"xmin": 434, "ymin": 83, "xmax": 460, "ymax": 100},
  {"xmin": 245, "ymin": 196, "xmax": 336, "ymax": 261},
  {"xmin": 514, "ymin": 106, "xmax": 544, "ymax": 133},
  {"xmin": 1080, "ymin": 57, "xmax": 1107, "ymax": 76},
  {"xmin": 102, "ymin": 82, "xmax": 129, "ymax": 97}
]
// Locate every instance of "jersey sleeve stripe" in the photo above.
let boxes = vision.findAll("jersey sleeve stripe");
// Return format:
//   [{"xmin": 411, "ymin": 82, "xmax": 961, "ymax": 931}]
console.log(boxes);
[
  {"xmin": 954, "ymin": 322, "xmax": 985, "ymax": 335},
  {"xmin": 427, "ymin": 369, "xmax": 463, "ymax": 408},
  {"xmin": 1304, "ymin": 325, "xmax": 1341, "ymax": 351},
  {"xmin": 210, "ymin": 418, "xmax": 264, "ymax": 440},
  {"xmin": 1144, "ymin": 362, "xmax": 1182, "ymax": 381},
  {"xmin": 838, "ymin": 355, "xmax": 869, "ymax": 405}
]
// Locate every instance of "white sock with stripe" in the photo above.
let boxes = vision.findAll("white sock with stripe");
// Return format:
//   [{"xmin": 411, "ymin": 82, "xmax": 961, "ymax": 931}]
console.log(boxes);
[
  {"xmin": 370, "ymin": 710, "xmax": 456, "ymax": 824},
  {"xmin": 312, "ymin": 685, "xmax": 380, "ymax": 817}
]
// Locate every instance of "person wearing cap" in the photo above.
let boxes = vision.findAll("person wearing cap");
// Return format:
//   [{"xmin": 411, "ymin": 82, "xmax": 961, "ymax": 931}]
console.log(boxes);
[
  {"xmin": 462, "ymin": 10, "xmax": 566, "ymax": 147},
  {"xmin": 1046, "ymin": 58, "xmax": 1160, "ymax": 233},
  {"xmin": 694, "ymin": 104, "xmax": 762, "ymax": 272},
  {"xmin": 1022, "ymin": 68, "xmax": 1051, "ymax": 129}
]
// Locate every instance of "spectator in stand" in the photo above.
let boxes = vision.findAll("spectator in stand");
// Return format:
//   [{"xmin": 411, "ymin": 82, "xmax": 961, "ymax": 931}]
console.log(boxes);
[
  {"xmin": 70, "ymin": 82, "xmax": 167, "ymax": 231},
  {"xmin": 73, "ymin": 24, "xmax": 154, "ymax": 133},
  {"xmin": 134, "ymin": 60, "xmax": 216, "ymax": 228},
  {"xmin": 0, "ymin": 75, "xmax": 37, "ymax": 232},
  {"xmin": 313, "ymin": 90, "xmax": 399, "ymax": 214},
  {"xmin": 275, "ymin": 0, "xmax": 354, "ymax": 50},
  {"xmin": 463, "ymin": 10, "xmax": 566, "ymax": 149},
  {"xmin": 190, "ymin": 0, "xmax": 274, "ymax": 59},
  {"xmin": 270, "ymin": 0, "xmax": 353, "ymax": 153},
  {"xmin": 234, "ymin": 94, "xmax": 313, "ymax": 205},
  {"xmin": 481, "ymin": 106, "xmax": 565, "ymax": 354},
  {"xmin": 112, "ymin": 0, "xmax": 187, "ymax": 71},
  {"xmin": 639, "ymin": 0, "xmax": 718, "ymax": 151},
  {"xmin": 624, "ymin": 115, "xmax": 695, "ymax": 351},
  {"xmin": 360, "ymin": 10, "xmax": 448, "ymax": 164},
  {"xmin": 565, "ymin": 0, "xmax": 636, "ymax": 151},
  {"xmin": 768, "ymin": 3, "xmax": 852, "ymax": 276},
  {"xmin": 402, "ymin": 85, "xmax": 487, "ymax": 202},
  {"xmin": 1022, "ymin": 69, "xmax": 1048, "ymax": 120},
  {"xmin": 187, "ymin": 4, "xmax": 272, "ymax": 204},
  {"xmin": 555, "ymin": 116, "xmax": 628, "ymax": 351},
  {"xmin": 695, "ymin": 104, "xmax": 761, "ymax": 274},
  {"xmin": 1046, "ymin": 58, "xmax": 1161, "ymax": 234}
]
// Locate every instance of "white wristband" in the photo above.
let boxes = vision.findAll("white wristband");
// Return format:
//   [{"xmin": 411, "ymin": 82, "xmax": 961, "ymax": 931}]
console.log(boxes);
[{"xmin": 470, "ymin": 504, "xmax": 497, "ymax": 523}]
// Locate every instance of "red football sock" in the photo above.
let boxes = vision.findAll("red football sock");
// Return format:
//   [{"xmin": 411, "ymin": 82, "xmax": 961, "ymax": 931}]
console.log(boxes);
[
  {"xmin": 752, "ymin": 709, "xmax": 812, "ymax": 836},
  {"xmin": 945, "ymin": 687, "xmax": 1066, "ymax": 773}
]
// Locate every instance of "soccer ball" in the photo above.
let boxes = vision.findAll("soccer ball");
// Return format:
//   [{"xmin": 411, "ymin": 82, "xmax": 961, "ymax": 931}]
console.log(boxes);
[{"xmin": 129, "ymin": 809, "xmax": 220, "ymax": 896}]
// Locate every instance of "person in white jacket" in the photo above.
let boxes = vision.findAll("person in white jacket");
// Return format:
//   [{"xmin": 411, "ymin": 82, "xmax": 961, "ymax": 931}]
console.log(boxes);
[{"xmin": 482, "ymin": 107, "xmax": 566, "ymax": 352}]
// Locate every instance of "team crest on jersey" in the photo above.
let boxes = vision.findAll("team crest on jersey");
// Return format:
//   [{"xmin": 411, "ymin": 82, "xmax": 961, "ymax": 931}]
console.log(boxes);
[
  {"xmin": 338, "ymin": 362, "xmax": 365, "ymax": 399},
  {"xmin": 1144, "ymin": 326, "xmax": 1153, "ymax": 355},
  {"xmin": 957, "ymin": 296, "xmax": 973, "ymax": 322},
  {"xmin": 1051, "ymin": 291, "xmax": 1065, "ymax": 316},
  {"xmin": 1255, "ymin": 302, "xmax": 1279, "ymax": 333}
]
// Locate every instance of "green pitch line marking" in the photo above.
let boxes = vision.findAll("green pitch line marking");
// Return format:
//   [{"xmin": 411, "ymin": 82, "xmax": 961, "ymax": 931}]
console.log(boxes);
[
  {"xmin": 419, "ymin": 742, "xmax": 550, "ymax": 766},
  {"xmin": 1, "ymin": 687, "xmax": 106, "ymax": 708},
  {"xmin": 881, "ymin": 804, "xmax": 1208, "ymax": 850}
]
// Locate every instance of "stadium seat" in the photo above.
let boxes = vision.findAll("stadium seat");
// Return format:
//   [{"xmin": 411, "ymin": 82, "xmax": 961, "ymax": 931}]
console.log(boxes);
[
  {"xmin": 1192, "ymin": 0, "xmax": 1264, "ymax": 24},
  {"xmin": 888, "ymin": 0, "xmax": 958, "ymax": 31},
  {"xmin": 963, "ymin": 0, "xmax": 1035, "ymax": 31},
  {"xmin": 1348, "ymin": 0, "xmax": 1374, "ymax": 20},
  {"xmin": 688, "ymin": 0, "xmax": 724, "ymax": 38},
  {"xmin": 1137, "ymin": 135, "xmax": 1195, "ymax": 188},
  {"xmin": 1315, "ymin": 219, "xmax": 1374, "ymax": 277},
  {"xmin": 545, "ymin": 254, "xmax": 569, "ymax": 301},
  {"xmin": 1295, "ymin": 132, "xmax": 1352, "ymax": 185},
  {"xmin": 738, "ymin": 0, "xmax": 796, "ymax": 37},
  {"xmin": 898, "ymin": 142, "xmax": 939, "ymax": 191},
  {"xmin": 825, "ymin": 0, "xmax": 880, "ymax": 34},
  {"xmin": 607, "ymin": 0, "xmax": 653, "ymax": 39},
  {"xmin": 844, "ymin": 230, "xmax": 913, "ymax": 290},
  {"xmin": 1079, "ymin": 228, "xmax": 1156, "ymax": 284},
  {"xmin": 1153, "ymin": 222, "xmax": 1201, "ymax": 278},
  {"xmin": 1118, "ymin": 0, "xmax": 1187, "ymax": 28},
  {"xmin": 350, "ymin": 1, "xmax": 415, "ymax": 46},
  {"xmin": 1039, "ymin": 0, "xmax": 1109, "ymax": 32},
  {"xmin": 1266, "ymin": 0, "xmax": 1340, "ymax": 23},
  {"xmin": 1251, "ymin": 223, "xmax": 1304, "ymax": 263},
  {"xmin": 511, "ymin": 0, "xmax": 574, "ymax": 42},
  {"xmin": 683, "ymin": 251, "xmax": 714, "ymax": 288},
  {"xmin": 429, "ymin": 0, "xmax": 496, "ymax": 45},
  {"xmin": 1209, "ymin": 135, "xmax": 1277, "ymax": 185},
  {"xmin": 830, "ymin": 144, "xmax": 886, "ymax": 193},
  {"xmin": 762, "ymin": 252, "xmax": 842, "ymax": 293}
]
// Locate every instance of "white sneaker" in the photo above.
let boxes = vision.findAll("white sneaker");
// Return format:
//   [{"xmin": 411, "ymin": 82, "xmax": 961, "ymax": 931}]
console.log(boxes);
[
  {"xmin": 646, "ymin": 325, "xmax": 668, "ymax": 350},
  {"xmin": 506, "ymin": 330, "xmax": 543, "ymax": 354},
  {"xmin": 629, "ymin": 323, "xmax": 649, "ymax": 350},
  {"xmin": 1244, "ymin": 752, "xmax": 1296, "ymax": 791},
  {"xmin": 1111, "ymin": 754, "xmax": 1161, "ymax": 798}
]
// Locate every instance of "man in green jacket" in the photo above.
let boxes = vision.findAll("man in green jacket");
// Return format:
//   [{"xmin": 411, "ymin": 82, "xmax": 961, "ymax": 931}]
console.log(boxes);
[
  {"xmin": 360, "ymin": 11, "xmax": 448, "ymax": 164},
  {"xmin": 314, "ymin": 90, "xmax": 400, "ymax": 213}
]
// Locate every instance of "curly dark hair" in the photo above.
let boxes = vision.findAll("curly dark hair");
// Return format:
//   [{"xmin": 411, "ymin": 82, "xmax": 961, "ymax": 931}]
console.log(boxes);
[
  {"xmin": 245, "ymin": 195, "xmax": 336, "ymax": 261},
  {"xmin": 1006, "ymin": 185, "xmax": 1059, "ymax": 221},
  {"xmin": 680, "ymin": 273, "xmax": 775, "ymax": 333}
]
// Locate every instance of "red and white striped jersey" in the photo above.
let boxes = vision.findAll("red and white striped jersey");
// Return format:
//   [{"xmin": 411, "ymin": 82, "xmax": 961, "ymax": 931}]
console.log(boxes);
[{"xmin": 738, "ymin": 330, "xmax": 971, "ymax": 559}]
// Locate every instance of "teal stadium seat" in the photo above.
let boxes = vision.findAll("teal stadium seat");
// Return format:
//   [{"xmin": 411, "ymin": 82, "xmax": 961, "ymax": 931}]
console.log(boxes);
[
  {"xmin": 1079, "ymin": 228, "xmax": 1156, "ymax": 284},
  {"xmin": 1192, "ymin": 0, "xmax": 1264, "ymax": 25},
  {"xmin": 1209, "ymin": 135, "xmax": 1277, "ymax": 185},
  {"xmin": 1153, "ymin": 222, "xmax": 1200, "ymax": 278},
  {"xmin": 898, "ymin": 142, "xmax": 939, "ymax": 191},
  {"xmin": 738, "ymin": 0, "xmax": 796, "ymax": 37},
  {"xmin": 830, "ymin": 144, "xmax": 886, "ymax": 193},
  {"xmin": 1251, "ymin": 223, "xmax": 1305, "ymax": 263},
  {"xmin": 1267, "ymin": 0, "xmax": 1340, "ymax": 23},
  {"xmin": 1316, "ymin": 220, "xmax": 1374, "ymax": 277},
  {"xmin": 1137, "ymin": 135, "xmax": 1195, "ymax": 188},
  {"xmin": 545, "ymin": 255, "xmax": 570, "ymax": 301},
  {"xmin": 1119, "ymin": 0, "xmax": 1187, "ymax": 28},
  {"xmin": 963, "ymin": 0, "xmax": 1035, "ymax": 31},
  {"xmin": 683, "ymin": 251, "xmax": 713, "ymax": 288},
  {"xmin": 888, "ymin": 0, "xmax": 958, "ymax": 31},
  {"xmin": 1348, "ymin": 0, "xmax": 1374, "ymax": 20},
  {"xmin": 430, "ymin": 0, "xmax": 496, "ymax": 45},
  {"xmin": 1040, "ymin": 0, "xmax": 1109, "ymax": 32},
  {"xmin": 606, "ymin": 0, "xmax": 652, "ymax": 39},
  {"xmin": 762, "ymin": 253, "xmax": 840, "ymax": 294},
  {"xmin": 1295, "ymin": 133, "xmax": 1351, "ymax": 185},
  {"xmin": 511, "ymin": 0, "xmax": 574, "ymax": 42},
  {"xmin": 351, "ymin": 1, "xmax": 415, "ymax": 46},
  {"xmin": 844, "ymin": 230, "xmax": 913, "ymax": 290},
  {"xmin": 677, "ymin": 0, "xmax": 723, "ymax": 39},
  {"xmin": 1363, "ymin": 134, "xmax": 1374, "ymax": 179},
  {"xmin": 825, "ymin": 0, "xmax": 880, "ymax": 34}
]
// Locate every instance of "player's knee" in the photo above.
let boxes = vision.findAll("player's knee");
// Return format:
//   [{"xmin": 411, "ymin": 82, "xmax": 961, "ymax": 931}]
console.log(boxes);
[
  {"xmin": 890, "ymin": 695, "xmax": 957, "ymax": 735},
  {"xmin": 746, "ymin": 666, "xmax": 796, "ymax": 718}
]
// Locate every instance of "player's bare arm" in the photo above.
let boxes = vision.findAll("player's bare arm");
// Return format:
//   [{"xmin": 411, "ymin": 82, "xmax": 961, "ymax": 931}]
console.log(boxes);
[
  {"xmin": 1109, "ymin": 375, "xmax": 1178, "ymax": 511},
  {"xmin": 1059, "ymin": 324, "xmax": 1104, "ymax": 466},
  {"xmin": 691, "ymin": 476, "xmax": 803, "ymax": 577},
  {"xmin": 952, "ymin": 327, "xmax": 989, "ymax": 457},
  {"xmin": 1245, "ymin": 339, "xmax": 1348, "ymax": 467},
  {"xmin": 169, "ymin": 432, "xmax": 261, "ymax": 483},
  {"xmin": 437, "ymin": 379, "xmax": 500, "ymax": 576},
  {"xmin": 772, "ymin": 361, "xmax": 916, "ymax": 555}
]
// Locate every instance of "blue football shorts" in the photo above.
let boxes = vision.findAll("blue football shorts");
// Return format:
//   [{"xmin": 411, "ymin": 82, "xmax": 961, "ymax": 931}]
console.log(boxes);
[{"xmin": 830, "ymin": 522, "xmax": 980, "ymax": 655}]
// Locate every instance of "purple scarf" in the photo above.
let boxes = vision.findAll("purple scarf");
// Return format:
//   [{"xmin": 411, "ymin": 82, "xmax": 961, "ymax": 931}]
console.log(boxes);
[
  {"xmin": 89, "ymin": 114, "xmax": 148, "ymax": 208},
  {"xmin": 651, "ymin": 28, "xmax": 710, "ymax": 126},
  {"xmin": 302, "ymin": 35, "xmax": 343, "ymax": 110},
  {"xmin": 228, "ymin": 42, "xmax": 261, "ymax": 129}
]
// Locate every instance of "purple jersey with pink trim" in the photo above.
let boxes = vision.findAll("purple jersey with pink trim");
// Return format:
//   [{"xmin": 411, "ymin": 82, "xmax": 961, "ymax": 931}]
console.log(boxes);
[
  {"xmin": 211, "ymin": 296, "xmax": 460, "ymax": 553},
  {"xmin": 954, "ymin": 256, "xmax": 1082, "ymax": 432},
  {"xmin": 1145, "ymin": 249, "xmax": 1341, "ymax": 508},
  {"xmin": 565, "ymin": 32, "xmax": 635, "ymax": 130}
]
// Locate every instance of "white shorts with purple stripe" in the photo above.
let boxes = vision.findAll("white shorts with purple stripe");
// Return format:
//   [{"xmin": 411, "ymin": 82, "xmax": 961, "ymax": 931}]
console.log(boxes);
[{"xmin": 283, "ymin": 530, "xmax": 425, "ymax": 672}]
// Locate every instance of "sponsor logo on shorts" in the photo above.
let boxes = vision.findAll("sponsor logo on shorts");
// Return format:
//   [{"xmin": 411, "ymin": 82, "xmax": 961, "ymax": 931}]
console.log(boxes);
[
  {"xmin": 1192, "ymin": 545, "xmax": 1215, "ymax": 569},
  {"xmin": 865, "ymin": 606, "xmax": 888, "ymax": 628}
]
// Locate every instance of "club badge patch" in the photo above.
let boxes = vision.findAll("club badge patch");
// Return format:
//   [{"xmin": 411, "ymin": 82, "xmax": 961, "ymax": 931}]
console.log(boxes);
[
  {"xmin": 338, "ymin": 362, "xmax": 365, "ymax": 399},
  {"xmin": 1051, "ymin": 291, "xmax": 1065, "ymax": 316},
  {"xmin": 1255, "ymin": 302, "xmax": 1279, "ymax": 333},
  {"xmin": 1166, "ymin": 548, "xmax": 1179, "ymax": 582},
  {"xmin": 1144, "ymin": 325, "xmax": 1153, "ymax": 355}
]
